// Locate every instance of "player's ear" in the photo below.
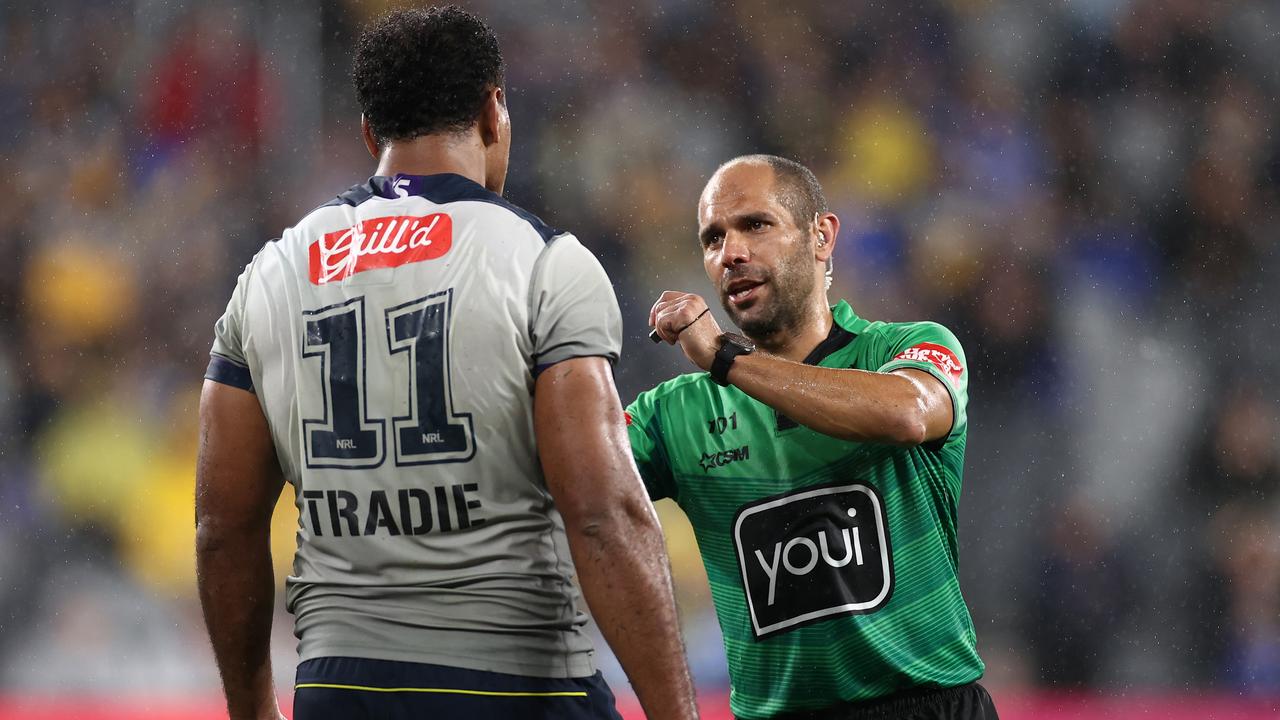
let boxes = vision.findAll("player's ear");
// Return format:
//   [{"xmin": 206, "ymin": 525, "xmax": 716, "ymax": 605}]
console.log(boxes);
[
  {"xmin": 478, "ymin": 86, "xmax": 506, "ymax": 148},
  {"xmin": 815, "ymin": 212, "xmax": 840, "ymax": 263},
  {"xmin": 360, "ymin": 115, "xmax": 380, "ymax": 160}
]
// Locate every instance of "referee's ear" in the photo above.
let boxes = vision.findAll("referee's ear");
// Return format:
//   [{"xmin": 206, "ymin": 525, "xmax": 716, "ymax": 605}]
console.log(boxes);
[{"xmin": 361, "ymin": 115, "xmax": 380, "ymax": 160}]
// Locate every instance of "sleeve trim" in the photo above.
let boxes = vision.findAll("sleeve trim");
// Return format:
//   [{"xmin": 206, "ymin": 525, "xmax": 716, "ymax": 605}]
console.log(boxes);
[
  {"xmin": 206, "ymin": 354, "xmax": 254, "ymax": 393},
  {"xmin": 879, "ymin": 359, "xmax": 959, "ymax": 449},
  {"xmin": 533, "ymin": 354, "xmax": 617, "ymax": 378},
  {"xmin": 533, "ymin": 345, "xmax": 621, "ymax": 372}
]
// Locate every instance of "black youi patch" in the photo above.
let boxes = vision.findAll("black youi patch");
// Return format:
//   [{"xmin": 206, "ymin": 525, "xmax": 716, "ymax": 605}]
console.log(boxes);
[{"xmin": 732, "ymin": 482, "xmax": 893, "ymax": 639}]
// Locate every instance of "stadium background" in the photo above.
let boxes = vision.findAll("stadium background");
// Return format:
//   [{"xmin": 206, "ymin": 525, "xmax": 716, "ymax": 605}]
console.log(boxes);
[{"xmin": 1, "ymin": 0, "xmax": 1278, "ymax": 717}]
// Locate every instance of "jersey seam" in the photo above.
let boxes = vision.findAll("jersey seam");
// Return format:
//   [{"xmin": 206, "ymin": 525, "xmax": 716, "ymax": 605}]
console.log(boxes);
[
  {"xmin": 451, "ymin": 197, "xmax": 564, "ymax": 244},
  {"xmin": 236, "ymin": 241, "xmax": 276, "ymax": 363},
  {"xmin": 525, "ymin": 232, "xmax": 572, "ymax": 355},
  {"xmin": 546, "ymin": 515, "xmax": 575, "ymax": 677}
]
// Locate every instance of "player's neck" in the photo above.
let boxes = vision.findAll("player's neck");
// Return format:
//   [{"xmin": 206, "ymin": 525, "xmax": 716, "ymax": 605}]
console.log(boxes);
[
  {"xmin": 375, "ymin": 133, "xmax": 489, "ymax": 189},
  {"xmin": 752, "ymin": 299, "xmax": 834, "ymax": 362}
]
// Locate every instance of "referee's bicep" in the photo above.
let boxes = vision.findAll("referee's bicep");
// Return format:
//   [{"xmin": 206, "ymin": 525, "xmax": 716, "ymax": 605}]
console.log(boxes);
[{"xmin": 890, "ymin": 367, "xmax": 955, "ymax": 444}]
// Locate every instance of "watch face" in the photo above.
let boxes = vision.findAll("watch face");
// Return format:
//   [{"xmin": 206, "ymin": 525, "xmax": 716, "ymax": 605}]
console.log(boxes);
[{"xmin": 722, "ymin": 332, "xmax": 756, "ymax": 353}]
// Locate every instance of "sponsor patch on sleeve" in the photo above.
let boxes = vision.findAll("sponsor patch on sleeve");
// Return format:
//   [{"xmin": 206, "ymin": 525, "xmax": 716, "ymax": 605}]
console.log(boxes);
[
  {"xmin": 891, "ymin": 342, "xmax": 964, "ymax": 385},
  {"xmin": 624, "ymin": 411, "xmax": 633, "ymax": 426}
]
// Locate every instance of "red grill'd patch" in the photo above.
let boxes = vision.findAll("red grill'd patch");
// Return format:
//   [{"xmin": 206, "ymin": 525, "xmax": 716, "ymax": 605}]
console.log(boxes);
[
  {"xmin": 893, "ymin": 342, "xmax": 964, "ymax": 385},
  {"xmin": 309, "ymin": 214, "xmax": 452, "ymax": 284}
]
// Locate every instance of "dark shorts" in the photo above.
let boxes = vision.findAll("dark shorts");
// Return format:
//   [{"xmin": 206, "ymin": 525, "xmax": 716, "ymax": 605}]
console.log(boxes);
[
  {"xmin": 762, "ymin": 682, "xmax": 999, "ymax": 720},
  {"xmin": 293, "ymin": 656, "xmax": 623, "ymax": 720}
]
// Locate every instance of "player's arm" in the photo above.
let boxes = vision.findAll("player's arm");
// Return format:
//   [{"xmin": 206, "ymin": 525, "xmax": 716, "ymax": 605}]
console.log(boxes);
[
  {"xmin": 652, "ymin": 292, "xmax": 951, "ymax": 445},
  {"xmin": 535, "ymin": 357, "xmax": 700, "ymax": 720},
  {"xmin": 195, "ymin": 380, "xmax": 285, "ymax": 720}
]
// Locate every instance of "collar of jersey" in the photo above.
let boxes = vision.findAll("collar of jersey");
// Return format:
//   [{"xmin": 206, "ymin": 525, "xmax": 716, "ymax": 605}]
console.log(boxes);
[
  {"xmin": 768, "ymin": 301, "xmax": 866, "ymax": 431},
  {"xmin": 798, "ymin": 300, "xmax": 868, "ymax": 367},
  {"xmin": 368, "ymin": 172, "xmax": 498, "ymax": 204},
  {"xmin": 831, "ymin": 300, "xmax": 870, "ymax": 336}
]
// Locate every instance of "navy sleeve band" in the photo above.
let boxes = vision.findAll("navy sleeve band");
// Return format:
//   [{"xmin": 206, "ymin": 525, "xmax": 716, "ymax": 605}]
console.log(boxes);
[
  {"xmin": 532, "ymin": 354, "xmax": 617, "ymax": 379},
  {"xmin": 205, "ymin": 354, "xmax": 254, "ymax": 393}
]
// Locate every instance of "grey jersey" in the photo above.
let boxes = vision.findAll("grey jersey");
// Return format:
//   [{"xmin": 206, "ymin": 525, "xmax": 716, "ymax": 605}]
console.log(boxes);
[{"xmin": 205, "ymin": 173, "xmax": 622, "ymax": 678}]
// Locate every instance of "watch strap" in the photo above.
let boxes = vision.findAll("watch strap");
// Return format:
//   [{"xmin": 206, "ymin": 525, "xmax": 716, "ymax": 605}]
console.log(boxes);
[{"xmin": 710, "ymin": 335, "xmax": 752, "ymax": 386}]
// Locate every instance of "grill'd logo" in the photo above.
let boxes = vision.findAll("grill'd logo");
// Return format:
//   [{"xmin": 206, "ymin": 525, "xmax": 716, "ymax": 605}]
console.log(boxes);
[
  {"xmin": 892, "ymin": 342, "xmax": 963, "ymax": 385},
  {"xmin": 309, "ymin": 214, "xmax": 453, "ymax": 284},
  {"xmin": 733, "ymin": 483, "xmax": 893, "ymax": 639}
]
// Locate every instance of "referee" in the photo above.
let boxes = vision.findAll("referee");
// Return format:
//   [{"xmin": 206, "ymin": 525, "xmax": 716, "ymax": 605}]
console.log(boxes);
[{"xmin": 631, "ymin": 155, "xmax": 998, "ymax": 719}]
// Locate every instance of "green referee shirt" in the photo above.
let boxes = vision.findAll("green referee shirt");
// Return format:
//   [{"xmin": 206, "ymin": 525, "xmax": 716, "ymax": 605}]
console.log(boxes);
[{"xmin": 625, "ymin": 300, "xmax": 984, "ymax": 719}]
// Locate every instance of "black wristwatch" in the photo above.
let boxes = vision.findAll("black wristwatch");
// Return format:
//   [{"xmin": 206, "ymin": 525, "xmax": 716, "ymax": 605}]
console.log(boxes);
[{"xmin": 710, "ymin": 332, "xmax": 756, "ymax": 387}]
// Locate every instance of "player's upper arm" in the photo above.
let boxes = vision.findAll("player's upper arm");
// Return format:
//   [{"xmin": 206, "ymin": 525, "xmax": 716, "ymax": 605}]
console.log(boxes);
[
  {"xmin": 534, "ymin": 357, "xmax": 650, "ymax": 526},
  {"xmin": 875, "ymin": 321, "xmax": 969, "ymax": 447},
  {"xmin": 198, "ymin": 252, "xmax": 280, "ymax": 539},
  {"xmin": 528, "ymin": 235, "xmax": 622, "ymax": 374},
  {"xmin": 196, "ymin": 380, "xmax": 283, "ymax": 543}
]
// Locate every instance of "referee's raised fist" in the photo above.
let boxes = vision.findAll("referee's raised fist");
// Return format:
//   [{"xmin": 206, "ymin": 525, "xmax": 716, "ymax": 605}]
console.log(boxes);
[{"xmin": 650, "ymin": 291, "xmax": 722, "ymax": 370}]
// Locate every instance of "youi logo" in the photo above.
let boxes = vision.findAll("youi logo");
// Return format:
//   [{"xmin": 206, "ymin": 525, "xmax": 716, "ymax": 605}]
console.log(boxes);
[{"xmin": 732, "ymin": 483, "xmax": 893, "ymax": 639}]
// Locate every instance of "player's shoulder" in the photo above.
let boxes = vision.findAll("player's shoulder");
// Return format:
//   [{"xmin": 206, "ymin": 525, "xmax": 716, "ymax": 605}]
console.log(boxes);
[
  {"xmin": 227, "ymin": 237, "xmax": 284, "ymax": 289},
  {"xmin": 300, "ymin": 174, "xmax": 566, "ymax": 244}
]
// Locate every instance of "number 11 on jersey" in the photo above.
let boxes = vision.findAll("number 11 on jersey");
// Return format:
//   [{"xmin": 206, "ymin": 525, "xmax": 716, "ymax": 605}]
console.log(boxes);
[
  {"xmin": 387, "ymin": 292, "xmax": 474, "ymax": 465},
  {"xmin": 302, "ymin": 290, "xmax": 474, "ymax": 470}
]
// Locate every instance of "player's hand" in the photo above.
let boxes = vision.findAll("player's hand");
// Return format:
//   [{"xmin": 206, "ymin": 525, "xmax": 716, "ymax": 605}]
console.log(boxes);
[{"xmin": 649, "ymin": 291, "xmax": 722, "ymax": 371}]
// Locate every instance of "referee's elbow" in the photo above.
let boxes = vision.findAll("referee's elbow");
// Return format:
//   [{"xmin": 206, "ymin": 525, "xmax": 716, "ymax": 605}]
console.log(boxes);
[{"xmin": 887, "ymin": 405, "xmax": 929, "ymax": 446}]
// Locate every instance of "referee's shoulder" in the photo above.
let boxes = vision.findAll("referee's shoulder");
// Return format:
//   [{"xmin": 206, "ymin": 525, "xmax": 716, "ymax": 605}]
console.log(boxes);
[{"xmin": 860, "ymin": 317, "xmax": 962, "ymax": 343}]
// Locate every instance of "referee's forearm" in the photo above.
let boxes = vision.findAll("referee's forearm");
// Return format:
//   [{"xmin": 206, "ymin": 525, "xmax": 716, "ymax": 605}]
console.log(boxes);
[
  {"xmin": 727, "ymin": 353, "xmax": 927, "ymax": 444},
  {"xmin": 196, "ymin": 524, "xmax": 279, "ymax": 720}
]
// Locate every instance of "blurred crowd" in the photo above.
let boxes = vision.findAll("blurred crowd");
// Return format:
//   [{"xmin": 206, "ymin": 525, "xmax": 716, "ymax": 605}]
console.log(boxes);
[{"xmin": 1, "ymin": 0, "xmax": 1278, "ymax": 701}]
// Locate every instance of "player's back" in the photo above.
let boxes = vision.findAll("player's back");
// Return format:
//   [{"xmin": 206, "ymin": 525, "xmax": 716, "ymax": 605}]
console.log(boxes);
[{"xmin": 206, "ymin": 172, "xmax": 620, "ymax": 678}]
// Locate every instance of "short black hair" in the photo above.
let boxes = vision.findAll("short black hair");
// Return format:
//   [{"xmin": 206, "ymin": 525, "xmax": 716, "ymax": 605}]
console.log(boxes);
[
  {"xmin": 723, "ymin": 154, "xmax": 828, "ymax": 230},
  {"xmin": 353, "ymin": 6, "xmax": 505, "ymax": 147}
]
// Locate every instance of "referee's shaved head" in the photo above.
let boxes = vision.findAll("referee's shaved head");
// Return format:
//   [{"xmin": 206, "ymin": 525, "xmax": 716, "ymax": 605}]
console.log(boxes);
[{"xmin": 713, "ymin": 155, "xmax": 828, "ymax": 231}]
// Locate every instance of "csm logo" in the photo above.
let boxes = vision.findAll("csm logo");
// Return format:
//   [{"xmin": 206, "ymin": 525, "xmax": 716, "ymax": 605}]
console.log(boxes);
[
  {"xmin": 732, "ymin": 483, "xmax": 893, "ymax": 639},
  {"xmin": 700, "ymin": 445, "xmax": 749, "ymax": 472}
]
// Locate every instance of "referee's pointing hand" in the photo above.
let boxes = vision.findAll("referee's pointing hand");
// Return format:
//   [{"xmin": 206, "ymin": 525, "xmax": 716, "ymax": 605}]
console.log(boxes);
[{"xmin": 650, "ymin": 291, "xmax": 723, "ymax": 371}]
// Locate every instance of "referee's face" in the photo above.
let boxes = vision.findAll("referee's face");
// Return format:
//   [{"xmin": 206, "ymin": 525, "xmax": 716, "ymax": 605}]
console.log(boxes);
[{"xmin": 698, "ymin": 163, "xmax": 819, "ymax": 340}]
